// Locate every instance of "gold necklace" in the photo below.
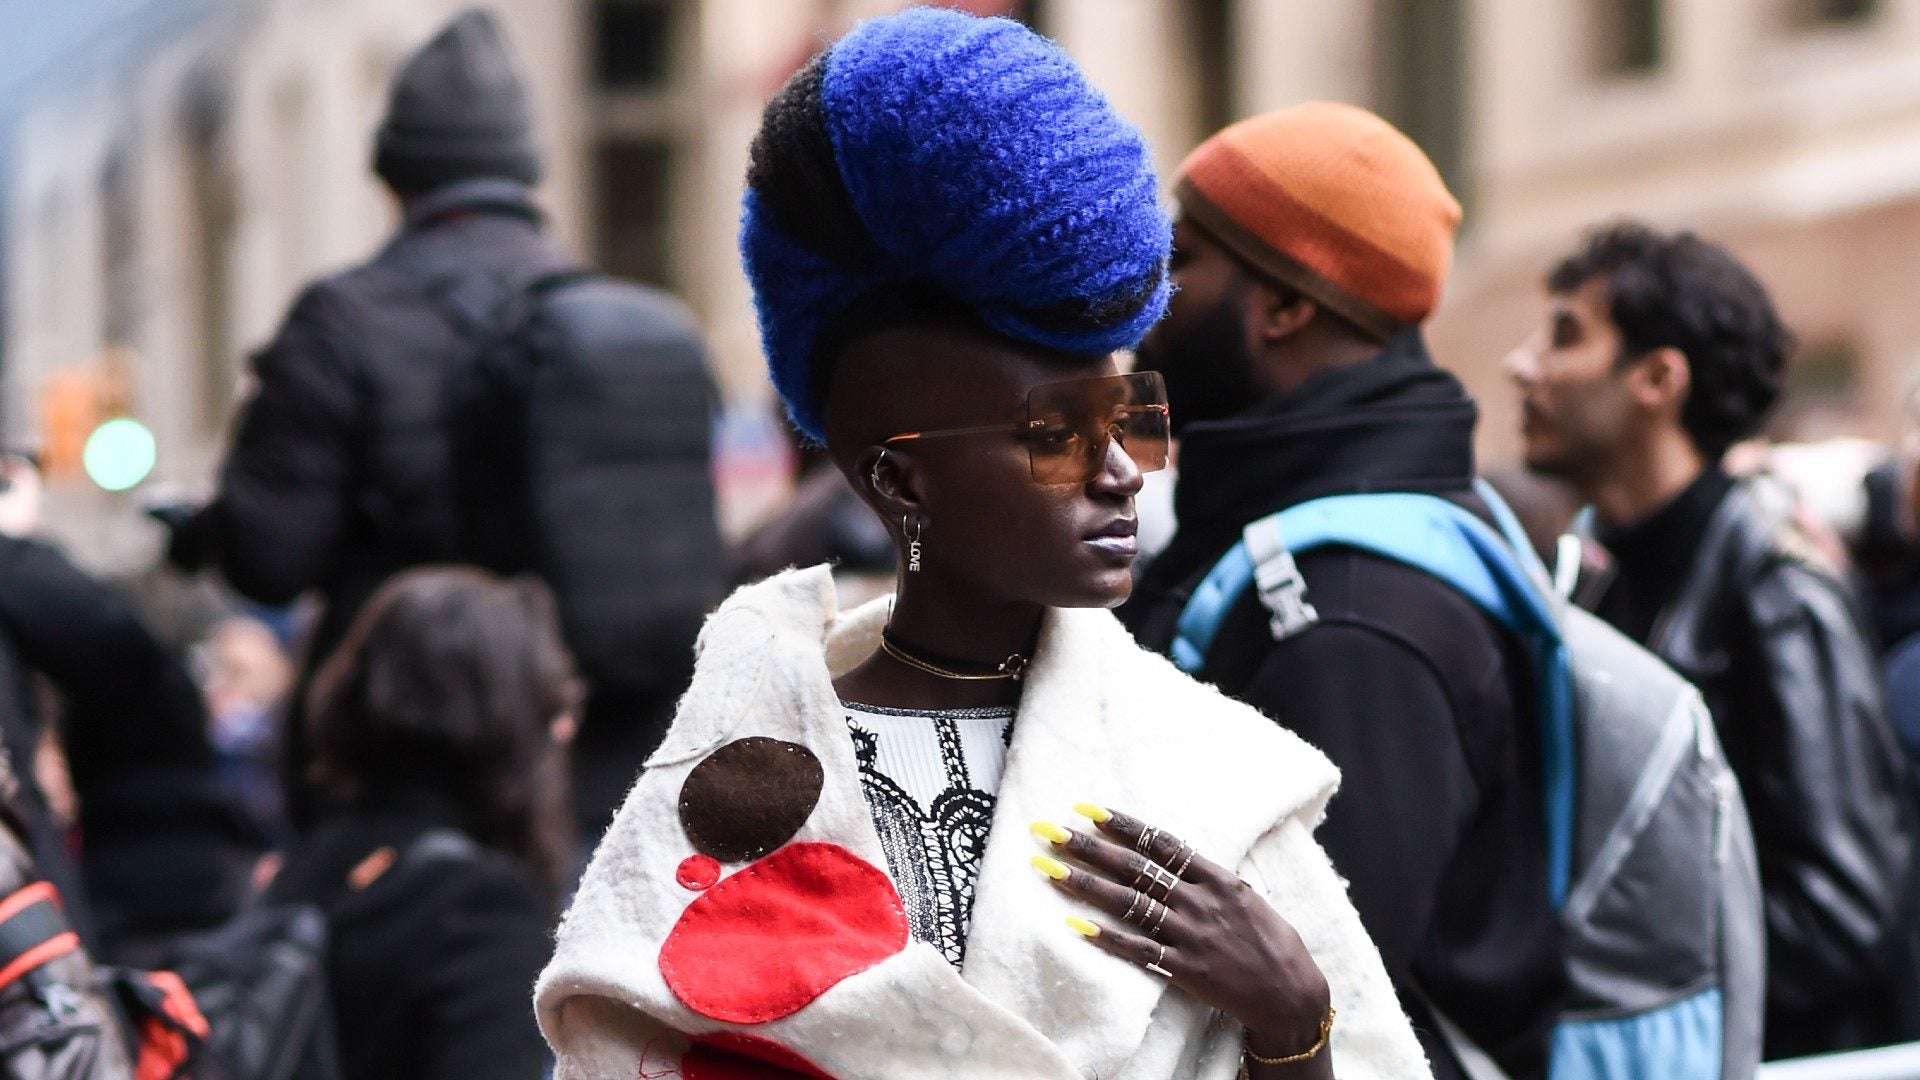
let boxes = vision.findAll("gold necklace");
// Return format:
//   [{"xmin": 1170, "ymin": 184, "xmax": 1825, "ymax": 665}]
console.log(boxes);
[{"xmin": 878, "ymin": 634, "xmax": 1028, "ymax": 681}]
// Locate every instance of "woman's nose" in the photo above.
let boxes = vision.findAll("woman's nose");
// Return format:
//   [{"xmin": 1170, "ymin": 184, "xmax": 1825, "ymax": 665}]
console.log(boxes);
[{"xmin": 1090, "ymin": 435, "xmax": 1144, "ymax": 497}]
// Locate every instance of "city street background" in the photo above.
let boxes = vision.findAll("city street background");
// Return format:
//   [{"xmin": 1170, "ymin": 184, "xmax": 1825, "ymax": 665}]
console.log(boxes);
[{"xmin": 3, "ymin": 0, "xmax": 1918, "ymax": 573}]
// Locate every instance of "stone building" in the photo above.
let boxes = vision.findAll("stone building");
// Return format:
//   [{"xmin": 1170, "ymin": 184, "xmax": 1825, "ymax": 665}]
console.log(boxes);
[{"xmin": 8, "ymin": 0, "xmax": 1920, "ymax": 569}]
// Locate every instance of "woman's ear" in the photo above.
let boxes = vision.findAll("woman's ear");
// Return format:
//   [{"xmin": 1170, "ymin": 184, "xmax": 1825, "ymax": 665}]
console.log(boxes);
[{"xmin": 855, "ymin": 446, "xmax": 922, "ymax": 522}]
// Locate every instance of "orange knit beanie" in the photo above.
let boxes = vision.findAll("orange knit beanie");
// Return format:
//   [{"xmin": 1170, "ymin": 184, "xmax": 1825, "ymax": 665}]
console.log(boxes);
[{"xmin": 1175, "ymin": 102, "xmax": 1461, "ymax": 340}]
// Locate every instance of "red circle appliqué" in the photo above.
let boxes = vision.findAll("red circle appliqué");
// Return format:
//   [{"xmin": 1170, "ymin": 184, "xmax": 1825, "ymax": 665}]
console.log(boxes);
[
  {"xmin": 676, "ymin": 855, "xmax": 722, "ymax": 891},
  {"xmin": 659, "ymin": 841, "xmax": 908, "ymax": 1023}
]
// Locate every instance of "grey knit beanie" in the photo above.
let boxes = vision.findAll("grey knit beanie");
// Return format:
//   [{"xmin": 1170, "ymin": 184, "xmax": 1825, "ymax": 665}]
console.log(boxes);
[{"xmin": 373, "ymin": 8, "xmax": 541, "ymax": 193}]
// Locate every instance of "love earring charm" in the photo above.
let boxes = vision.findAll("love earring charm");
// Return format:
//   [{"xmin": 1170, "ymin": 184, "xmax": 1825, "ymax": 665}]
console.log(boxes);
[{"xmin": 904, "ymin": 514, "xmax": 923, "ymax": 572}]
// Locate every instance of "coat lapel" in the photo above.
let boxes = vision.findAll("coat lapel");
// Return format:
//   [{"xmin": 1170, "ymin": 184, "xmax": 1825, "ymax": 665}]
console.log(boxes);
[{"xmin": 959, "ymin": 604, "xmax": 1170, "ymax": 1075}]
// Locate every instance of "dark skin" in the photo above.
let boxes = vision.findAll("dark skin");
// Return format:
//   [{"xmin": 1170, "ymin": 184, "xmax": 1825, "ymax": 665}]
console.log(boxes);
[
  {"xmin": 823, "ymin": 319, "xmax": 1336, "ymax": 1076},
  {"xmin": 1134, "ymin": 216, "xmax": 1382, "ymax": 435}
]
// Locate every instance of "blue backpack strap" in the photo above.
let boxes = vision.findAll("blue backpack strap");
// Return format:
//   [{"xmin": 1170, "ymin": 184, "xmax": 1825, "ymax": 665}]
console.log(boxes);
[
  {"xmin": 1170, "ymin": 530, "xmax": 1319, "ymax": 673},
  {"xmin": 1171, "ymin": 491, "xmax": 1578, "ymax": 908}
]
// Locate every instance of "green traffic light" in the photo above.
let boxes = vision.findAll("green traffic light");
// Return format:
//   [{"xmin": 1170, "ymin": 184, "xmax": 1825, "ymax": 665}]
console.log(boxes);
[{"xmin": 83, "ymin": 417, "xmax": 157, "ymax": 492}]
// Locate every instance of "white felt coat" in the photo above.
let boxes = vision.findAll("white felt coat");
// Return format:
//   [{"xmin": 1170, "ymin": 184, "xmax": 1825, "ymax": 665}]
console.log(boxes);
[{"xmin": 537, "ymin": 566, "xmax": 1431, "ymax": 1079}]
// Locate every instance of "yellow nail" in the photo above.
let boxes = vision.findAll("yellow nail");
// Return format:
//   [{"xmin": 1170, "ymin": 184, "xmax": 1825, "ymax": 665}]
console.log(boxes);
[
  {"xmin": 1073, "ymin": 802, "xmax": 1112, "ymax": 823},
  {"xmin": 1066, "ymin": 917, "xmax": 1100, "ymax": 938},
  {"xmin": 1031, "ymin": 855, "xmax": 1070, "ymax": 880},
  {"xmin": 1030, "ymin": 821, "xmax": 1071, "ymax": 844}
]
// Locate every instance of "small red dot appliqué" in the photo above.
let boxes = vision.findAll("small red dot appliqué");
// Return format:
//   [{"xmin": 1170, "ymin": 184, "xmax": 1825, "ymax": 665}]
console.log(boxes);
[{"xmin": 676, "ymin": 855, "xmax": 722, "ymax": 891}]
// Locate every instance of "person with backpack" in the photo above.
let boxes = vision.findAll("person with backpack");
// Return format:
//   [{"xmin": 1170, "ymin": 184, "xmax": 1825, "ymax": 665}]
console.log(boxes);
[
  {"xmin": 1121, "ymin": 104, "xmax": 1566, "ymax": 1079},
  {"xmin": 150, "ymin": 6, "xmax": 723, "ymax": 839},
  {"xmin": 1507, "ymin": 222, "xmax": 1917, "ymax": 1059},
  {"xmin": 267, "ymin": 566, "xmax": 575, "ymax": 1080}
]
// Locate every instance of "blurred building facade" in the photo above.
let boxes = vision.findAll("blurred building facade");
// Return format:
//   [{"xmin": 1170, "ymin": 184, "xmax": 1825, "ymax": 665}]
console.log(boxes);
[
  {"xmin": 1, "ymin": 0, "xmax": 588, "ymax": 565},
  {"xmin": 6, "ymin": 0, "xmax": 1920, "ymax": 570}
]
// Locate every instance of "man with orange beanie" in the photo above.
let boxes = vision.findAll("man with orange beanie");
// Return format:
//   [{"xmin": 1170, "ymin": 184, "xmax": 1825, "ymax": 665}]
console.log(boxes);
[{"xmin": 1125, "ymin": 103, "xmax": 1567, "ymax": 1079}]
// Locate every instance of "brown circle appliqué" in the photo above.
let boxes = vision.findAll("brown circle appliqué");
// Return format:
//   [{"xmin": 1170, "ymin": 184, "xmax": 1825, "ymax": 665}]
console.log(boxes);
[{"xmin": 678, "ymin": 737, "xmax": 825, "ymax": 863}]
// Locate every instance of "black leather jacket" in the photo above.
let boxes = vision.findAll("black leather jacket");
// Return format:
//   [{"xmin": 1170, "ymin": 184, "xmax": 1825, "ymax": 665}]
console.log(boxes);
[{"xmin": 1579, "ymin": 477, "xmax": 1917, "ymax": 1057}]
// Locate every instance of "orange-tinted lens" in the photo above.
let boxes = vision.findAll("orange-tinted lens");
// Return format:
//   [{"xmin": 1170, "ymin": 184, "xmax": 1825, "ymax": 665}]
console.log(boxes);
[{"xmin": 1025, "ymin": 372, "xmax": 1170, "ymax": 485}]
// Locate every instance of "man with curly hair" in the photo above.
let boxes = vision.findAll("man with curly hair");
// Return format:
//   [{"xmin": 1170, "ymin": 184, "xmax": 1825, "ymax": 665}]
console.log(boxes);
[{"xmin": 1508, "ymin": 221, "xmax": 1917, "ymax": 1058}]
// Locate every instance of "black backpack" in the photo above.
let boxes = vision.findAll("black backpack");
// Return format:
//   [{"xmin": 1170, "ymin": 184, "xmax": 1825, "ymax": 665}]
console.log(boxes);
[
  {"xmin": 0, "ymin": 806, "xmax": 337, "ymax": 1080},
  {"xmin": 424, "ymin": 267, "xmax": 725, "ymax": 696},
  {"xmin": 126, "ymin": 904, "xmax": 340, "ymax": 1080}
]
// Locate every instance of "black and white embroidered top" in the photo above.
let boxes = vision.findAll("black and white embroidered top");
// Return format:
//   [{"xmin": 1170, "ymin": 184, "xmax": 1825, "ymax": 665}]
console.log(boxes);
[{"xmin": 843, "ymin": 702, "xmax": 1016, "ymax": 968}]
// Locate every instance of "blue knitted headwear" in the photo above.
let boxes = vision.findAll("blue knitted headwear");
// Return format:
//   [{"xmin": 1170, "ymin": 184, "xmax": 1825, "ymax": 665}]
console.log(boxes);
[{"xmin": 741, "ymin": 8, "xmax": 1171, "ymax": 442}]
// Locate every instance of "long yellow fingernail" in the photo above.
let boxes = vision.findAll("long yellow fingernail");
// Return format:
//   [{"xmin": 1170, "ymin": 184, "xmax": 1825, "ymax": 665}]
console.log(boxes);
[
  {"xmin": 1031, "ymin": 855, "xmax": 1070, "ymax": 880},
  {"xmin": 1073, "ymin": 802, "xmax": 1112, "ymax": 823},
  {"xmin": 1031, "ymin": 821, "xmax": 1071, "ymax": 844},
  {"xmin": 1066, "ymin": 917, "xmax": 1100, "ymax": 938}
]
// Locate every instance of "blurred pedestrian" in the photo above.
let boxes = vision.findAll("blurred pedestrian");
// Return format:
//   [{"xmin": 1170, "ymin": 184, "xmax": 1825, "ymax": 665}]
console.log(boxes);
[
  {"xmin": 152, "ymin": 6, "xmax": 722, "ymax": 837},
  {"xmin": 268, "ymin": 566, "xmax": 575, "ymax": 1080},
  {"xmin": 197, "ymin": 615, "xmax": 295, "ymax": 841},
  {"xmin": 0, "ymin": 458, "xmax": 254, "ymax": 959},
  {"xmin": 1508, "ymin": 221, "xmax": 1916, "ymax": 1058},
  {"xmin": 1121, "ymin": 104, "xmax": 1564, "ymax": 1079}
]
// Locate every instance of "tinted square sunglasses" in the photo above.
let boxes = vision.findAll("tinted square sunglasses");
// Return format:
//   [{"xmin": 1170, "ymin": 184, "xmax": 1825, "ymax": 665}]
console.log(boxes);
[{"xmin": 884, "ymin": 371, "xmax": 1170, "ymax": 486}]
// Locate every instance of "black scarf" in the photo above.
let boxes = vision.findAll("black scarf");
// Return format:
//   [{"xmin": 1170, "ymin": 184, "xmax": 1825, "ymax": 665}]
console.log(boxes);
[{"xmin": 1148, "ymin": 329, "xmax": 1481, "ymax": 588}]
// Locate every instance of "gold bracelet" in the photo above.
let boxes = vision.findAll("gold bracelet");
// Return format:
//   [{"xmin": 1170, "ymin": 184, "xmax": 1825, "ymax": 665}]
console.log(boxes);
[{"xmin": 1243, "ymin": 1006, "xmax": 1336, "ymax": 1067}]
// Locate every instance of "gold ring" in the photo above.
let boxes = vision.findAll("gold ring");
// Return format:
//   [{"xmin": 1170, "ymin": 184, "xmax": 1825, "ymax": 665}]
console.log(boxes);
[
  {"xmin": 1130, "ymin": 857, "xmax": 1154, "ymax": 890},
  {"xmin": 1145, "ymin": 942, "xmax": 1171, "ymax": 977},
  {"xmin": 1153, "ymin": 875, "xmax": 1181, "ymax": 905},
  {"xmin": 1135, "ymin": 826, "xmax": 1159, "ymax": 856},
  {"xmin": 1172, "ymin": 845, "xmax": 1196, "ymax": 879},
  {"xmin": 1139, "ymin": 864, "xmax": 1176, "ymax": 901},
  {"xmin": 1122, "ymin": 890, "xmax": 1144, "ymax": 923},
  {"xmin": 1148, "ymin": 898, "xmax": 1171, "ymax": 937}
]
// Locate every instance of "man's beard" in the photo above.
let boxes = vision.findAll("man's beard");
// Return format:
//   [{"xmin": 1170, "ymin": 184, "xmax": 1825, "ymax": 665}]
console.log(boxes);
[{"xmin": 1134, "ymin": 292, "xmax": 1260, "ymax": 437}]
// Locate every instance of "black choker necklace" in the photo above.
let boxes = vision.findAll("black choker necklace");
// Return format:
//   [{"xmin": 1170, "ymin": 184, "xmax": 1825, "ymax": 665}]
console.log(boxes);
[{"xmin": 879, "ymin": 627, "xmax": 1029, "ymax": 682}]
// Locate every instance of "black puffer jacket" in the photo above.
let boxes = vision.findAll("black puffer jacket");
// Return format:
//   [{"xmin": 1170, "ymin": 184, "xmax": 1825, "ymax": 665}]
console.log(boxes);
[
  {"xmin": 1580, "ymin": 473, "xmax": 1919, "ymax": 1059},
  {"xmin": 176, "ymin": 179, "xmax": 720, "ymax": 833},
  {"xmin": 177, "ymin": 180, "xmax": 574, "ymax": 676},
  {"xmin": 1124, "ymin": 332, "xmax": 1566, "ymax": 1080},
  {"xmin": 265, "ymin": 788, "xmax": 553, "ymax": 1080}
]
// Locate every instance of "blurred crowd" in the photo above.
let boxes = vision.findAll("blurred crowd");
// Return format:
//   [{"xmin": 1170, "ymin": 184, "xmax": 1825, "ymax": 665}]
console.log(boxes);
[{"xmin": 9, "ymin": 5, "xmax": 1920, "ymax": 1080}]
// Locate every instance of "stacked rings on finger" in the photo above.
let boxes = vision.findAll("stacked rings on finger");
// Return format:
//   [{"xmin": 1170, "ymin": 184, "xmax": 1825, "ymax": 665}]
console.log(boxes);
[
  {"xmin": 1146, "ymin": 865, "xmax": 1180, "ymax": 902},
  {"xmin": 1130, "ymin": 895, "xmax": 1161, "ymax": 930},
  {"xmin": 1147, "ymin": 897, "xmax": 1171, "ymax": 937},
  {"xmin": 1172, "ymin": 844, "xmax": 1196, "ymax": 879},
  {"xmin": 1135, "ymin": 826, "xmax": 1160, "ymax": 857},
  {"xmin": 1122, "ymin": 889, "xmax": 1145, "ymax": 923}
]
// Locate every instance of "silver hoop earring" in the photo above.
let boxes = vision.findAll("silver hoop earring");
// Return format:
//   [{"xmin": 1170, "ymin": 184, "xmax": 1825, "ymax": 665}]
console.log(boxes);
[
  {"xmin": 870, "ymin": 452, "xmax": 887, "ymax": 492},
  {"xmin": 903, "ymin": 514, "xmax": 923, "ymax": 573}
]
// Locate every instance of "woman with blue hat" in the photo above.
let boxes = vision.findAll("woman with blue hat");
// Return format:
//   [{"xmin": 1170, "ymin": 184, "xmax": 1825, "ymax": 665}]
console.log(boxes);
[{"xmin": 538, "ymin": 10, "xmax": 1427, "ymax": 1078}]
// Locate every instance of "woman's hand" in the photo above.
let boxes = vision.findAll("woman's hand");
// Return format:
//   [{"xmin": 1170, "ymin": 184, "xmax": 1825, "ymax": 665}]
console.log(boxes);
[{"xmin": 1031, "ymin": 805, "xmax": 1334, "ymax": 1073}]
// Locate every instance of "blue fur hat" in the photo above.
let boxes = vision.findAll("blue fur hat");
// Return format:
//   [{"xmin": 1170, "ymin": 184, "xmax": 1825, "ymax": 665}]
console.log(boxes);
[{"xmin": 741, "ymin": 8, "xmax": 1171, "ymax": 442}]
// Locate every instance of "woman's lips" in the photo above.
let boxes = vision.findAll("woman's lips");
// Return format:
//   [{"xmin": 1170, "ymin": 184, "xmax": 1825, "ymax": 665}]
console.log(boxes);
[
  {"xmin": 1084, "ymin": 535, "xmax": 1139, "ymax": 560},
  {"xmin": 1084, "ymin": 518, "xmax": 1139, "ymax": 560}
]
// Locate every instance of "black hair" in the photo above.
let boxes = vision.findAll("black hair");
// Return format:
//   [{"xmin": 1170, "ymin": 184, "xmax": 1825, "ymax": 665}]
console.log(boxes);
[
  {"xmin": 1547, "ymin": 221, "xmax": 1792, "ymax": 457},
  {"xmin": 746, "ymin": 51, "xmax": 881, "ymax": 272},
  {"xmin": 307, "ymin": 567, "xmax": 580, "ymax": 906}
]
